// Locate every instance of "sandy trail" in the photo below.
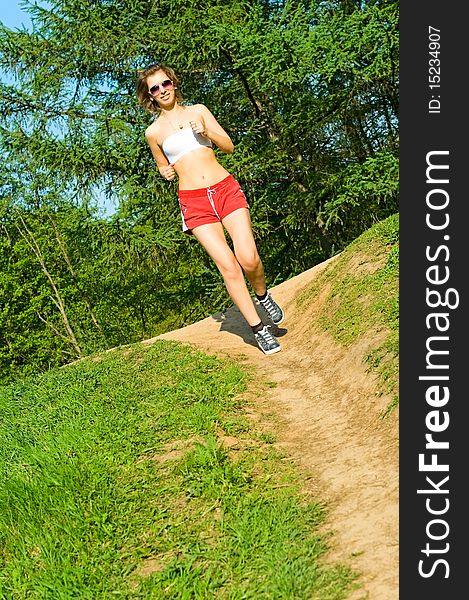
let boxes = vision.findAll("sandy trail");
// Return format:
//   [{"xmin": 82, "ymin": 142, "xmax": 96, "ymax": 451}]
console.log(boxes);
[{"xmin": 146, "ymin": 260, "xmax": 399, "ymax": 599}]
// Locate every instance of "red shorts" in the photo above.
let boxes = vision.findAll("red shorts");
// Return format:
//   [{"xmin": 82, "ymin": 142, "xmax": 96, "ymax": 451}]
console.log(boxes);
[{"xmin": 178, "ymin": 174, "xmax": 249, "ymax": 233}]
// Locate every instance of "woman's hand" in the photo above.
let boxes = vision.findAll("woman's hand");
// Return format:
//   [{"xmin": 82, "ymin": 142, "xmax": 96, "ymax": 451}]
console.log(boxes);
[
  {"xmin": 160, "ymin": 164, "xmax": 176, "ymax": 181},
  {"xmin": 189, "ymin": 119, "xmax": 206, "ymax": 136},
  {"xmin": 191, "ymin": 104, "xmax": 234, "ymax": 154}
]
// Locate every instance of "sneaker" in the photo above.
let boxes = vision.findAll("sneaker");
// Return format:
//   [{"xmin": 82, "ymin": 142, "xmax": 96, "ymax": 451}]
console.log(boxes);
[
  {"xmin": 257, "ymin": 292, "xmax": 285, "ymax": 325},
  {"xmin": 254, "ymin": 325, "xmax": 281, "ymax": 355}
]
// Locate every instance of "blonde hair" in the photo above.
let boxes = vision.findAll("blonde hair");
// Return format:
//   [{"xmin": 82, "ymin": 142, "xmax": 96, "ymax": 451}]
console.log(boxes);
[{"xmin": 136, "ymin": 63, "xmax": 183, "ymax": 114}]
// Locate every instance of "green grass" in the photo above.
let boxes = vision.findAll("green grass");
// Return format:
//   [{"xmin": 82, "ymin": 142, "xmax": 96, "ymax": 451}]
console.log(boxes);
[
  {"xmin": 299, "ymin": 213, "xmax": 399, "ymax": 415},
  {"xmin": 0, "ymin": 342, "xmax": 356, "ymax": 599}
]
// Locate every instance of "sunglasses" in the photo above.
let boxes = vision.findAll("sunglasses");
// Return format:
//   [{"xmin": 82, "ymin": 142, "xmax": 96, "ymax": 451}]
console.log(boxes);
[{"xmin": 148, "ymin": 79, "xmax": 174, "ymax": 97}]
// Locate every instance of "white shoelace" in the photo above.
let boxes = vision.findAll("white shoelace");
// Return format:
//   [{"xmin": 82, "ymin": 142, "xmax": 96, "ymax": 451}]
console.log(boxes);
[
  {"xmin": 261, "ymin": 296, "xmax": 278, "ymax": 316},
  {"xmin": 258, "ymin": 326, "xmax": 275, "ymax": 343}
]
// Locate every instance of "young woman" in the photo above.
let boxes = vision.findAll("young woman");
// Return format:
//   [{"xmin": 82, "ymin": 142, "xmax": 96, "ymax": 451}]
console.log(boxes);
[{"xmin": 136, "ymin": 63, "xmax": 284, "ymax": 355}]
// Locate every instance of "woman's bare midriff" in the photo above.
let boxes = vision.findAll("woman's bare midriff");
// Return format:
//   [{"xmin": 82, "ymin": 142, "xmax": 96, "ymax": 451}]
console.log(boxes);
[{"xmin": 173, "ymin": 147, "xmax": 231, "ymax": 190}]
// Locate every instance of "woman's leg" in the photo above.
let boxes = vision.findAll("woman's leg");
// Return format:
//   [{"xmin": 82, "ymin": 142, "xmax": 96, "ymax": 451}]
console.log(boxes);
[
  {"xmin": 191, "ymin": 221, "xmax": 262, "ymax": 326},
  {"xmin": 221, "ymin": 208, "xmax": 267, "ymax": 296},
  {"xmin": 223, "ymin": 208, "xmax": 285, "ymax": 326}
]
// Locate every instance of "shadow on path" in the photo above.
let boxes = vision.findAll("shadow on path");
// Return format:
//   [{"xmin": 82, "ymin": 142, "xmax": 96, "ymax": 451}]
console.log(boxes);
[{"xmin": 210, "ymin": 304, "xmax": 288, "ymax": 350}]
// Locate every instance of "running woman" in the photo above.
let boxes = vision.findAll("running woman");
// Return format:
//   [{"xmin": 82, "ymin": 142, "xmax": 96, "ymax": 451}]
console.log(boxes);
[{"xmin": 136, "ymin": 63, "xmax": 284, "ymax": 354}]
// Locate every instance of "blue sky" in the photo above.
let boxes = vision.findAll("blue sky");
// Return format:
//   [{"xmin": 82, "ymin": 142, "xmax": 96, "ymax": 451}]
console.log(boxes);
[{"xmin": 1, "ymin": 1, "xmax": 32, "ymax": 30}]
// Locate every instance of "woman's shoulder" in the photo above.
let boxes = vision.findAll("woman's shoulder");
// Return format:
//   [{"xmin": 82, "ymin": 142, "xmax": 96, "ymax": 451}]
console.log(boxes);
[
  {"xmin": 192, "ymin": 103, "xmax": 210, "ymax": 113},
  {"xmin": 177, "ymin": 103, "xmax": 201, "ymax": 113},
  {"xmin": 181, "ymin": 102, "xmax": 209, "ymax": 114},
  {"xmin": 145, "ymin": 117, "xmax": 162, "ymax": 141}
]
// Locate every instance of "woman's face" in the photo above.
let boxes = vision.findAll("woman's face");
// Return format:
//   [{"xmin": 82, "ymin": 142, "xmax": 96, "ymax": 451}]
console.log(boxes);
[{"xmin": 147, "ymin": 70, "xmax": 176, "ymax": 108}]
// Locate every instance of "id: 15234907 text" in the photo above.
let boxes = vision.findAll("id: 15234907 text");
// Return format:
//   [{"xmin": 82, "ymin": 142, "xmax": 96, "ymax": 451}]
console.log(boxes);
[{"xmin": 428, "ymin": 25, "xmax": 441, "ymax": 114}]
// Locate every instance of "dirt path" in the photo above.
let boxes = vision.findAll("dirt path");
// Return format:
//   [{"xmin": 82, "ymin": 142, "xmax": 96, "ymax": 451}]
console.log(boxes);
[{"xmin": 147, "ymin": 260, "xmax": 399, "ymax": 599}]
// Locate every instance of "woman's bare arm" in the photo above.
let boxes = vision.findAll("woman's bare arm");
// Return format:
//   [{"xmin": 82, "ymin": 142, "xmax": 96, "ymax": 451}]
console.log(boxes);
[
  {"xmin": 191, "ymin": 104, "xmax": 234, "ymax": 154},
  {"xmin": 145, "ymin": 126, "xmax": 176, "ymax": 181}
]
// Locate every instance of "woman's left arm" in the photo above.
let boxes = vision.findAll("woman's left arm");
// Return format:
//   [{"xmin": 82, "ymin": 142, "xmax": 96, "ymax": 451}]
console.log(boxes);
[{"xmin": 190, "ymin": 104, "xmax": 234, "ymax": 154}]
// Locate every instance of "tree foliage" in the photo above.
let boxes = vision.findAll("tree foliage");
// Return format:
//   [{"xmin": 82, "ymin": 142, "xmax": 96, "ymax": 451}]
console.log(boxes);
[{"xmin": 0, "ymin": 0, "xmax": 399, "ymax": 382}]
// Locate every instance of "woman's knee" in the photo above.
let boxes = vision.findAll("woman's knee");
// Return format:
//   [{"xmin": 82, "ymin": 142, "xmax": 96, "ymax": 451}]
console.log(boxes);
[
  {"xmin": 217, "ymin": 256, "xmax": 243, "ymax": 281},
  {"xmin": 236, "ymin": 249, "xmax": 261, "ymax": 273}
]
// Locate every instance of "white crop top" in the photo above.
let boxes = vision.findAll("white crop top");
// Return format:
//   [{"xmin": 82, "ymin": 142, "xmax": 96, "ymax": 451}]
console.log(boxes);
[{"xmin": 162, "ymin": 127, "xmax": 212, "ymax": 164}]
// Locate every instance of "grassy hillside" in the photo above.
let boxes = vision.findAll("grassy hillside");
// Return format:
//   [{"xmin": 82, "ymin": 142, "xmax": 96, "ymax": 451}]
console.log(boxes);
[
  {"xmin": 0, "ymin": 214, "xmax": 399, "ymax": 598},
  {"xmin": 298, "ymin": 213, "xmax": 399, "ymax": 415},
  {"xmin": 0, "ymin": 343, "xmax": 356, "ymax": 599}
]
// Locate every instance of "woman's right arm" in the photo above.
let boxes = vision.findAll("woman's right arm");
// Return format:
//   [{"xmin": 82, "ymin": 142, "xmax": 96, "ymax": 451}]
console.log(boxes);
[{"xmin": 145, "ymin": 127, "xmax": 176, "ymax": 182}]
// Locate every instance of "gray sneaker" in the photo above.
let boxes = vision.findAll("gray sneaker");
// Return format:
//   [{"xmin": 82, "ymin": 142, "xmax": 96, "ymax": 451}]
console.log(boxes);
[
  {"xmin": 257, "ymin": 292, "xmax": 284, "ymax": 325},
  {"xmin": 254, "ymin": 325, "xmax": 281, "ymax": 355}
]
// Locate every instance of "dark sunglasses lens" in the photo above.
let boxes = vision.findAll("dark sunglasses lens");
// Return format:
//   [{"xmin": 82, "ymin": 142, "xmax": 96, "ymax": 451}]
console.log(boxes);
[{"xmin": 149, "ymin": 80, "xmax": 172, "ymax": 96}]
